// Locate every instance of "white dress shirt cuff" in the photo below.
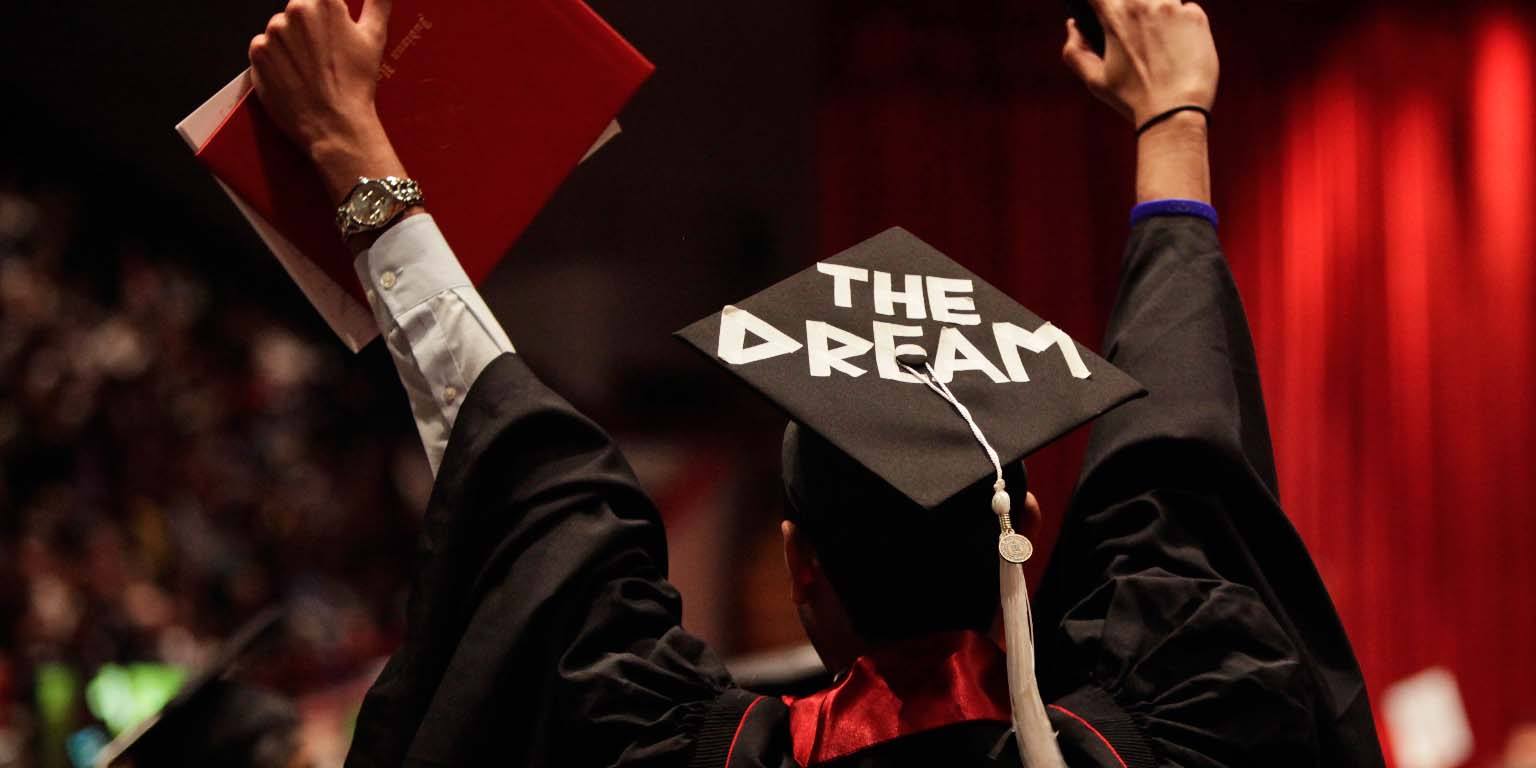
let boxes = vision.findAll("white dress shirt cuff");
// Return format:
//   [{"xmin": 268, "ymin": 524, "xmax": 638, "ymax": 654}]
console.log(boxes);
[{"xmin": 355, "ymin": 214, "xmax": 515, "ymax": 474}]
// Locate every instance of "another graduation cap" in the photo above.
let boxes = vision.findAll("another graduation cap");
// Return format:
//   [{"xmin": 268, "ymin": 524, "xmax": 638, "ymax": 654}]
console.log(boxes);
[
  {"xmin": 677, "ymin": 227, "xmax": 1144, "ymax": 767},
  {"xmin": 93, "ymin": 607, "xmax": 296, "ymax": 768}
]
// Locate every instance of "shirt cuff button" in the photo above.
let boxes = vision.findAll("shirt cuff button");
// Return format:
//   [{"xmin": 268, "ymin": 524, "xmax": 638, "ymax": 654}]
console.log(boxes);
[{"xmin": 379, "ymin": 270, "xmax": 399, "ymax": 290}]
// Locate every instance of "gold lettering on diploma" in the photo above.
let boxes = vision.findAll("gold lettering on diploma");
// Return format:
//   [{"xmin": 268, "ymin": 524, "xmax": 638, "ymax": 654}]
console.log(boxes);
[{"xmin": 378, "ymin": 13, "xmax": 433, "ymax": 81}]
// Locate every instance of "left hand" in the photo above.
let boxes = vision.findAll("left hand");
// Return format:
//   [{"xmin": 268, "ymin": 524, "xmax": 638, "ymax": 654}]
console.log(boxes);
[{"xmin": 249, "ymin": 0, "xmax": 406, "ymax": 201}]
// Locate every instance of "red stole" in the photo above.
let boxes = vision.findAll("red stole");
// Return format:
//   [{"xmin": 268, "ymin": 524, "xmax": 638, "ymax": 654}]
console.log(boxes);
[{"xmin": 782, "ymin": 631, "xmax": 1012, "ymax": 766}]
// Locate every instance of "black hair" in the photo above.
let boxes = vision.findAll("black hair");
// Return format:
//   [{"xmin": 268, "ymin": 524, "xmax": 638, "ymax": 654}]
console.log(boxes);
[{"xmin": 780, "ymin": 422, "xmax": 1020, "ymax": 645}]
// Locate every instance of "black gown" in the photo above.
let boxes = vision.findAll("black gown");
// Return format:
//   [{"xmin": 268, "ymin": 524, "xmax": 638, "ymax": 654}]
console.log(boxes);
[{"xmin": 343, "ymin": 217, "xmax": 1387, "ymax": 767}]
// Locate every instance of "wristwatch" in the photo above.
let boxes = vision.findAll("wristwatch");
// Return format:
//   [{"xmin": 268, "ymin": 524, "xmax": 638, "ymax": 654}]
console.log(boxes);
[{"xmin": 335, "ymin": 176, "xmax": 424, "ymax": 237}]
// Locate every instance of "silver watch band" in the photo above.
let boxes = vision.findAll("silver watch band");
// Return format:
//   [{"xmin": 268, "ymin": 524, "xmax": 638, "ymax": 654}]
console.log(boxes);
[{"xmin": 336, "ymin": 176, "xmax": 425, "ymax": 237}]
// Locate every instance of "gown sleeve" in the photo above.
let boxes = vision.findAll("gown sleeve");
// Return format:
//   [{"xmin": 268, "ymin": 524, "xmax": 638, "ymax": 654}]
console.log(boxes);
[
  {"xmin": 1033, "ymin": 216, "xmax": 1386, "ymax": 767},
  {"xmin": 345, "ymin": 353, "xmax": 749, "ymax": 767}
]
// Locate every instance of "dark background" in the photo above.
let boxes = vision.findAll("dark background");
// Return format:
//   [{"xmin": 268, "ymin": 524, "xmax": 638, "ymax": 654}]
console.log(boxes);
[{"xmin": 2, "ymin": 1, "xmax": 1534, "ymax": 766}]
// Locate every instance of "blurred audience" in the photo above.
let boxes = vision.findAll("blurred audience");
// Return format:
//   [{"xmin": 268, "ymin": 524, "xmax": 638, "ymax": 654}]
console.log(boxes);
[{"xmin": 0, "ymin": 184, "xmax": 425, "ymax": 767}]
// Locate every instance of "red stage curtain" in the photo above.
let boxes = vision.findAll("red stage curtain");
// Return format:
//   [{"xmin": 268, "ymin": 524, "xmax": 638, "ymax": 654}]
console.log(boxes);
[
  {"xmin": 1234, "ymin": 11, "xmax": 1536, "ymax": 764},
  {"xmin": 816, "ymin": 5, "xmax": 1535, "ymax": 763}
]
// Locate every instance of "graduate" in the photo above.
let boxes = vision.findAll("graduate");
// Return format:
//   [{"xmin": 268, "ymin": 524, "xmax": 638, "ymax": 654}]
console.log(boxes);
[{"xmin": 241, "ymin": 0, "xmax": 1387, "ymax": 764}]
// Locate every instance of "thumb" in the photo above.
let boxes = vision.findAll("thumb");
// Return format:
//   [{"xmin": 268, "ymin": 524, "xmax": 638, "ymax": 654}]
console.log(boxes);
[
  {"xmin": 1061, "ymin": 19, "xmax": 1106, "ymax": 89},
  {"xmin": 358, "ymin": 0, "xmax": 393, "ymax": 40}
]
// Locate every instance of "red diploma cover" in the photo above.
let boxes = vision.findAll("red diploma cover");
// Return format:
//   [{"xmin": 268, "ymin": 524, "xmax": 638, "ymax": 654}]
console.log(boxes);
[{"xmin": 178, "ymin": 0, "xmax": 652, "ymax": 350}]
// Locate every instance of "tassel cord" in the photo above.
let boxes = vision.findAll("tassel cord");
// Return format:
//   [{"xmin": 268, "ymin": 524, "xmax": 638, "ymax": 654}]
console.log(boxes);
[{"xmin": 900, "ymin": 361, "xmax": 1066, "ymax": 768}]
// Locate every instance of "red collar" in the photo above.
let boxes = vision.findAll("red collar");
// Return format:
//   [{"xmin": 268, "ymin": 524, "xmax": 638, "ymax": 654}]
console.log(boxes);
[{"xmin": 781, "ymin": 631, "xmax": 1011, "ymax": 766}]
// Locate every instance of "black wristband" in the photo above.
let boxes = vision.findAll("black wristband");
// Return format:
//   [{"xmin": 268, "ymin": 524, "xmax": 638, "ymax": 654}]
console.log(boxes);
[{"xmin": 1135, "ymin": 105, "xmax": 1211, "ymax": 137}]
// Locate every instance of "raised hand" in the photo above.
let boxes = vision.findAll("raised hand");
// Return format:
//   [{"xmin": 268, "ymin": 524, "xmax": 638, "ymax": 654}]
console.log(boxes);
[
  {"xmin": 248, "ymin": 0, "xmax": 406, "ymax": 202},
  {"xmin": 1060, "ymin": 0, "xmax": 1219, "ymax": 129}
]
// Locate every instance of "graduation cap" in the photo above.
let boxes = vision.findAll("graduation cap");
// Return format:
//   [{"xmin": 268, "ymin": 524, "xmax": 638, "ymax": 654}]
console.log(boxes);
[
  {"xmin": 677, "ymin": 227, "xmax": 1143, "ymax": 767},
  {"xmin": 676, "ymin": 226, "xmax": 1142, "ymax": 513},
  {"xmin": 94, "ymin": 606, "xmax": 296, "ymax": 768}
]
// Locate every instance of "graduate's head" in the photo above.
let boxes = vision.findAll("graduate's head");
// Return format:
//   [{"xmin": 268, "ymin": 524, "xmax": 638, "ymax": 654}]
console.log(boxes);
[{"xmin": 779, "ymin": 422, "xmax": 1039, "ymax": 669}]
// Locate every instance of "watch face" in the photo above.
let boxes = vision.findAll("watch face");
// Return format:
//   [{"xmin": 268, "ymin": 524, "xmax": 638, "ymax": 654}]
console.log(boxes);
[{"xmin": 347, "ymin": 181, "xmax": 396, "ymax": 226}]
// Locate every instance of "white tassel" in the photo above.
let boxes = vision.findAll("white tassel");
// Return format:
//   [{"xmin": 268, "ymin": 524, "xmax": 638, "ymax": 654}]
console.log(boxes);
[
  {"xmin": 899, "ymin": 360, "xmax": 1066, "ymax": 768},
  {"xmin": 1001, "ymin": 558, "xmax": 1066, "ymax": 768}
]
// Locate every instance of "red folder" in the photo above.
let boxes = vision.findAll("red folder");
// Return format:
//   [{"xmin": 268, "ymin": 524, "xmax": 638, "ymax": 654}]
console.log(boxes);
[{"xmin": 189, "ymin": 0, "xmax": 652, "ymax": 348}]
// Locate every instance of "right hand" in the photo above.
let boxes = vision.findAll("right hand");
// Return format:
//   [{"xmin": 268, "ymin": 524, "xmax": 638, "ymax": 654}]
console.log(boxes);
[
  {"xmin": 1060, "ymin": 0, "xmax": 1219, "ymax": 128},
  {"xmin": 248, "ymin": 0, "xmax": 394, "ymax": 159},
  {"xmin": 249, "ymin": 0, "xmax": 410, "ymax": 206}
]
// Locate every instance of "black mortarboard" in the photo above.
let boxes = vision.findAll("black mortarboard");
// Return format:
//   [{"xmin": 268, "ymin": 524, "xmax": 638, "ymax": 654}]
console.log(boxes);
[
  {"xmin": 679, "ymin": 227, "xmax": 1143, "ymax": 766},
  {"xmin": 677, "ymin": 226, "xmax": 1143, "ymax": 513},
  {"xmin": 94, "ymin": 607, "xmax": 295, "ymax": 768}
]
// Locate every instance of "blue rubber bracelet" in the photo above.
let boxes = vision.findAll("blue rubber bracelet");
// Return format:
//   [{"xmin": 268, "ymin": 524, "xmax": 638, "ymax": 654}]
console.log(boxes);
[{"xmin": 1129, "ymin": 199, "xmax": 1220, "ymax": 230}]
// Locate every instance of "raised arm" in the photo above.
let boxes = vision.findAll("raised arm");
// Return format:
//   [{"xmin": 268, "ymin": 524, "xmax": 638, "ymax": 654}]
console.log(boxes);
[
  {"xmin": 246, "ymin": 3, "xmax": 743, "ymax": 764},
  {"xmin": 1033, "ymin": 3, "xmax": 1385, "ymax": 765},
  {"xmin": 1058, "ymin": 0, "xmax": 1276, "ymax": 510},
  {"xmin": 250, "ymin": 0, "xmax": 512, "ymax": 472}
]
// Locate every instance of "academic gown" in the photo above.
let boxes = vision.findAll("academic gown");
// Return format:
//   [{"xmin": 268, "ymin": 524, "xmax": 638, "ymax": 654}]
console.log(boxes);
[{"xmin": 343, "ymin": 216, "xmax": 1386, "ymax": 768}]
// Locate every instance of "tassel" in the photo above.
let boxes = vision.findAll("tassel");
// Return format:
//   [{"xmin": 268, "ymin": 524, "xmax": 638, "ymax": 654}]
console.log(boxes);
[
  {"xmin": 898, "ymin": 359, "xmax": 1066, "ymax": 767},
  {"xmin": 1000, "ymin": 557, "xmax": 1065, "ymax": 768}
]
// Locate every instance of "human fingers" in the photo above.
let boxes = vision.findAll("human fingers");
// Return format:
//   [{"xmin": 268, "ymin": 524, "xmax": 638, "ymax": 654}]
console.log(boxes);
[
  {"xmin": 1061, "ymin": 18, "xmax": 1109, "ymax": 90},
  {"xmin": 358, "ymin": 0, "xmax": 394, "ymax": 43}
]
